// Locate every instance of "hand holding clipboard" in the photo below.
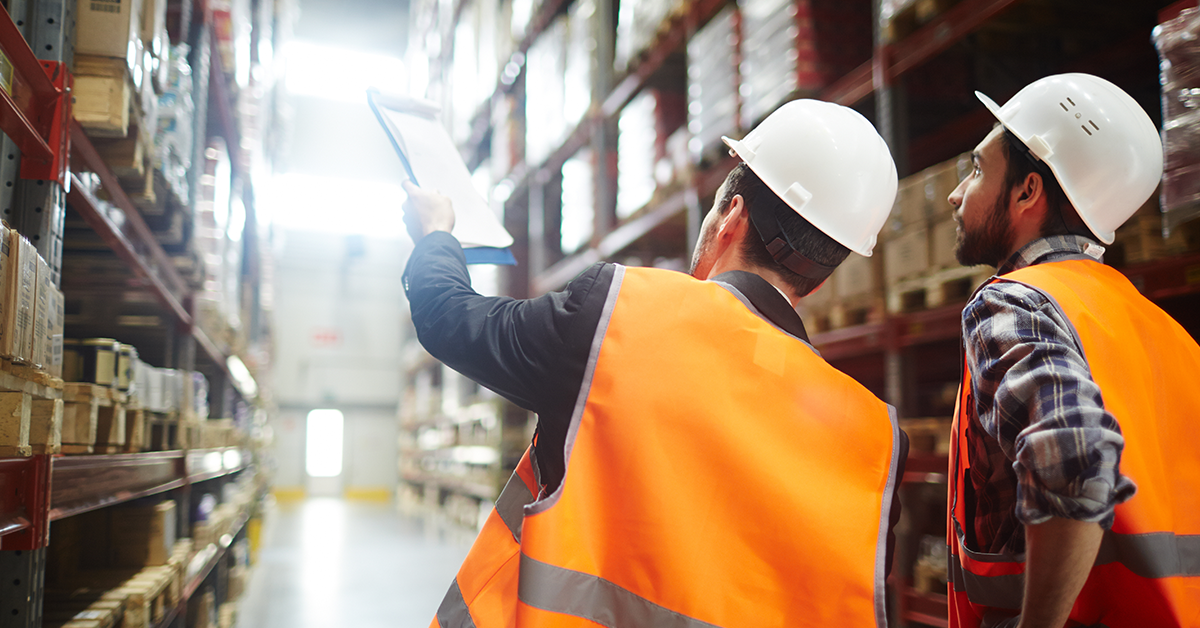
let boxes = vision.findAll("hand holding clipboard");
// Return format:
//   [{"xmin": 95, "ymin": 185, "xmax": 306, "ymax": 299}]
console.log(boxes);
[{"xmin": 368, "ymin": 89, "xmax": 516, "ymax": 265}]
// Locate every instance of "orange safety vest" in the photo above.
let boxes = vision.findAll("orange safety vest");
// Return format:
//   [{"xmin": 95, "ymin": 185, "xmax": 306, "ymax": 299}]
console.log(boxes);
[
  {"xmin": 435, "ymin": 265, "xmax": 902, "ymax": 627},
  {"xmin": 432, "ymin": 445, "xmax": 540, "ymax": 628},
  {"xmin": 948, "ymin": 258, "xmax": 1200, "ymax": 627}
]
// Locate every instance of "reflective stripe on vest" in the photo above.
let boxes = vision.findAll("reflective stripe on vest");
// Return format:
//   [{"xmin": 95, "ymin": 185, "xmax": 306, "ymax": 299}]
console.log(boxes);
[
  {"xmin": 433, "ymin": 446, "xmax": 540, "ymax": 628},
  {"xmin": 517, "ymin": 554, "xmax": 722, "ymax": 628},
  {"xmin": 518, "ymin": 265, "xmax": 901, "ymax": 627},
  {"xmin": 949, "ymin": 259, "xmax": 1200, "ymax": 627},
  {"xmin": 948, "ymin": 531, "xmax": 1200, "ymax": 610}
]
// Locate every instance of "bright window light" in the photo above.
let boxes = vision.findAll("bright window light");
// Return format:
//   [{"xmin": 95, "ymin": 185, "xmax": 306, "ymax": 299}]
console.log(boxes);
[
  {"xmin": 284, "ymin": 40, "xmax": 407, "ymax": 103},
  {"xmin": 306, "ymin": 409, "xmax": 344, "ymax": 477},
  {"xmin": 262, "ymin": 173, "xmax": 407, "ymax": 237}
]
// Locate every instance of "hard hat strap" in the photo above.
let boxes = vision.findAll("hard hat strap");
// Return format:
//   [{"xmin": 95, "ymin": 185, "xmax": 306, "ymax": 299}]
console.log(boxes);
[
  {"xmin": 763, "ymin": 237, "xmax": 837, "ymax": 280},
  {"xmin": 1005, "ymin": 127, "xmax": 1054, "ymax": 180},
  {"xmin": 748, "ymin": 202, "xmax": 837, "ymax": 280}
]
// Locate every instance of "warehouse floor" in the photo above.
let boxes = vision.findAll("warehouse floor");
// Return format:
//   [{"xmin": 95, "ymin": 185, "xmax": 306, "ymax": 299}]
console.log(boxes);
[{"xmin": 235, "ymin": 498, "xmax": 471, "ymax": 628}]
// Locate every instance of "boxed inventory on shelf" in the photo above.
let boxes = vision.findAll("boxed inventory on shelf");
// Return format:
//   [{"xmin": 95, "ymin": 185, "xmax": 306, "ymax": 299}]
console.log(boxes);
[
  {"xmin": 31, "ymin": 255, "xmax": 50, "ymax": 368},
  {"xmin": 883, "ymin": 153, "xmax": 970, "ymax": 285},
  {"xmin": 110, "ymin": 501, "xmax": 177, "ymax": 568},
  {"xmin": 3, "ymin": 230, "xmax": 38, "ymax": 363},
  {"xmin": 75, "ymin": 0, "xmax": 144, "ymax": 59}
]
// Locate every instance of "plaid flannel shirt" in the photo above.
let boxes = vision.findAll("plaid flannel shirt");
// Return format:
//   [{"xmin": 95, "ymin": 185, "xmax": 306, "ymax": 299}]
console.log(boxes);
[{"xmin": 961, "ymin": 235, "xmax": 1137, "ymax": 556}]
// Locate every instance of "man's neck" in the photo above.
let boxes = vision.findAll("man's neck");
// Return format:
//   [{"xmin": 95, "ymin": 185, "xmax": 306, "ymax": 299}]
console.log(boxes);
[{"xmin": 726, "ymin": 266, "xmax": 800, "ymax": 309}]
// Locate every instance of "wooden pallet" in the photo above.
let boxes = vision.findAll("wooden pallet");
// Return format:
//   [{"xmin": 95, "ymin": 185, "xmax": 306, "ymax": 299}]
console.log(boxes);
[
  {"xmin": 886, "ymin": 266, "xmax": 994, "ymax": 314},
  {"xmin": 144, "ymin": 413, "xmax": 202, "ymax": 451},
  {"xmin": 124, "ymin": 408, "xmax": 148, "ymax": 453},
  {"xmin": 45, "ymin": 556, "xmax": 184, "ymax": 628},
  {"xmin": 42, "ymin": 601, "xmax": 122, "ymax": 628},
  {"xmin": 62, "ymin": 384, "xmax": 127, "ymax": 455},
  {"xmin": 0, "ymin": 358, "xmax": 64, "ymax": 456}
]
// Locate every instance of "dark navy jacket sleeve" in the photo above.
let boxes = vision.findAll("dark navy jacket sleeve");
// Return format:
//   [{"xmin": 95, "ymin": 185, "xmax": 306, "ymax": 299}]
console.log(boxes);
[{"xmin": 402, "ymin": 231, "xmax": 615, "ymax": 483}]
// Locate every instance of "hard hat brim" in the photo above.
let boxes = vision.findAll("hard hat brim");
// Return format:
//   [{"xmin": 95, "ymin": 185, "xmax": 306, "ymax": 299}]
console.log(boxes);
[
  {"xmin": 975, "ymin": 91, "xmax": 1005, "ymax": 125},
  {"xmin": 721, "ymin": 135, "xmax": 746, "ymax": 161}
]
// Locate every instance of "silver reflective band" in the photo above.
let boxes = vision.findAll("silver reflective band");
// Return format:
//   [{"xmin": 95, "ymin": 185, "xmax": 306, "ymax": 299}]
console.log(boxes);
[
  {"xmin": 495, "ymin": 468, "xmax": 535, "ymax": 543},
  {"xmin": 948, "ymin": 554, "xmax": 1024, "ymax": 610},
  {"xmin": 1095, "ymin": 530, "xmax": 1200, "ymax": 579},
  {"xmin": 437, "ymin": 579, "xmax": 478, "ymax": 628},
  {"xmin": 951, "ymin": 531, "xmax": 1200, "ymax": 609},
  {"xmin": 518, "ymin": 554, "xmax": 722, "ymax": 628}
]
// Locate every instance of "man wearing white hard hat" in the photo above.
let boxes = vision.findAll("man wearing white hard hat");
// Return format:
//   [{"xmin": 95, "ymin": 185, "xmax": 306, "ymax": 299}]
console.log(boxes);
[
  {"xmin": 947, "ymin": 73, "xmax": 1200, "ymax": 628},
  {"xmin": 405, "ymin": 100, "xmax": 908, "ymax": 627}
]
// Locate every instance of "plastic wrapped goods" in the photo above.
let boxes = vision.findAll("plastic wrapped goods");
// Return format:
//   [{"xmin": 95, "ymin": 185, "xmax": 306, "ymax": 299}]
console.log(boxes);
[
  {"xmin": 688, "ymin": 5, "xmax": 740, "ymax": 160},
  {"xmin": 156, "ymin": 44, "xmax": 195, "ymax": 206},
  {"xmin": 617, "ymin": 91, "xmax": 658, "ymax": 219},
  {"xmin": 525, "ymin": 17, "xmax": 568, "ymax": 166},
  {"xmin": 1155, "ymin": 7, "xmax": 1200, "ymax": 228}
]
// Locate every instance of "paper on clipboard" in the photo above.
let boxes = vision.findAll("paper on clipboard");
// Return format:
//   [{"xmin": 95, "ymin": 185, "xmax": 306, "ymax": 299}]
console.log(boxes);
[{"xmin": 368, "ymin": 89, "xmax": 515, "ymax": 265}]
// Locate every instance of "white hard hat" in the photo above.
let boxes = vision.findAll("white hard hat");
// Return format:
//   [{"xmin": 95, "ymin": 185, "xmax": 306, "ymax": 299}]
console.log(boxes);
[
  {"xmin": 976, "ymin": 73, "xmax": 1164, "ymax": 244},
  {"xmin": 722, "ymin": 99, "xmax": 897, "ymax": 257}
]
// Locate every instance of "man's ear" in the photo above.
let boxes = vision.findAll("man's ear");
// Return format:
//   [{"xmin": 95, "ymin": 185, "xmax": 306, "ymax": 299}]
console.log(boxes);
[
  {"xmin": 1017, "ymin": 172, "xmax": 1043, "ymax": 204},
  {"xmin": 717, "ymin": 195, "xmax": 750, "ymax": 242},
  {"xmin": 1011, "ymin": 171, "xmax": 1047, "ymax": 222}
]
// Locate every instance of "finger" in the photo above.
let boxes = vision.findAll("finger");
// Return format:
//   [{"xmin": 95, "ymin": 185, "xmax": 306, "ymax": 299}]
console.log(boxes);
[{"xmin": 402, "ymin": 180, "xmax": 418, "ymax": 193}]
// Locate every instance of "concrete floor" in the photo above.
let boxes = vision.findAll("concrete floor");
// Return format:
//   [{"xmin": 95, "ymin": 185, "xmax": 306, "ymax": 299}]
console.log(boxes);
[{"xmin": 236, "ymin": 498, "xmax": 472, "ymax": 628}]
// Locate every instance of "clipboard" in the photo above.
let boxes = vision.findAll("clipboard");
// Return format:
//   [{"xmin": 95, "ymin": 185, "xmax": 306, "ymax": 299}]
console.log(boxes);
[{"xmin": 368, "ymin": 89, "xmax": 516, "ymax": 265}]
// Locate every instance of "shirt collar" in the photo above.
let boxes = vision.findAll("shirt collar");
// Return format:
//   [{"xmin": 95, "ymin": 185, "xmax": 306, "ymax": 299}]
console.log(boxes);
[
  {"xmin": 997, "ymin": 235, "xmax": 1106, "ymax": 275},
  {"xmin": 710, "ymin": 270, "xmax": 811, "ymax": 343}
]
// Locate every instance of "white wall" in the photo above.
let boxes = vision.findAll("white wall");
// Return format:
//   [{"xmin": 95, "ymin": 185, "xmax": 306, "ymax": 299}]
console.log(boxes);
[
  {"xmin": 270, "ymin": 229, "xmax": 412, "ymax": 493},
  {"xmin": 272, "ymin": 230, "xmax": 411, "ymax": 405}
]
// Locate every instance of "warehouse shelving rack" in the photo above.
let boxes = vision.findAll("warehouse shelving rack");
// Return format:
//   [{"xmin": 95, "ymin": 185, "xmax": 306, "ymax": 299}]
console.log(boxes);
[
  {"xmin": 410, "ymin": 0, "xmax": 1200, "ymax": 624},
  {"xmin": 0, "ymin": 0, "xmax": 274, "ymax": 623}
]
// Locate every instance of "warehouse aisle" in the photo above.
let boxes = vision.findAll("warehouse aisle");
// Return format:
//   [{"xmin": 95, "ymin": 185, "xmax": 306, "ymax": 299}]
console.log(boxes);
[{"xmin": 236, "ymin": 498, "xmax": 471, "ymax": 628}]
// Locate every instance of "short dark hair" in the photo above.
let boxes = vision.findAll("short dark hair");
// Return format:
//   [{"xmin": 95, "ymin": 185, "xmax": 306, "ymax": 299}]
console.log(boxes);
[
  {"xmin": 717, "ymin": 163, "xmax": 851, "ymax": 296},
  {"xmin": 997, "ymin": 128, "xmax": 1092, "ymax": 239}
]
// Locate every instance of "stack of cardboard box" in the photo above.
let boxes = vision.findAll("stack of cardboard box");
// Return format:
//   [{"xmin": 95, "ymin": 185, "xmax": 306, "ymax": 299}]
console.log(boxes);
[
  {"xmin": 1, "ymin": 225, "xmax": 64, "ymax": 377},
  {"xmin": 74, "ymin": 0, "xmax": 169, "ymax": 184}
]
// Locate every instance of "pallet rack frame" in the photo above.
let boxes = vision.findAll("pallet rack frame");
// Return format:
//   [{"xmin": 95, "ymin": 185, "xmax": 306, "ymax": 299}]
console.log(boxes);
[{"xmin": 0, "ymin": 0, "xmax": 270, "ymax": 623}]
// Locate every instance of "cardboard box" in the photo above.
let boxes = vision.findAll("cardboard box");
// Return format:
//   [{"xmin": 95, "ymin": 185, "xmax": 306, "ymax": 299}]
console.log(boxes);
[
  {"xmin": 834, "ymin": 253, "xmax": 881, "ymax": 301},
  {"xmin": 2, "ymin": 232, "xmax": 38, "ymax": 362},
  {"xmin": 884, "ymin": 227, "xmax": 931, "ymax": 285},
  {"xmin": 110, "ymin": 500, "xmax": 176, "ymax": 567},
  {"xmin": 31, "ymin": 255, "xmax": 50, "ymax": 368},
  {"xmin": 931, "ymin": 217, "xmax": 960, "ymax": 271},
  {"xmin": 923, "ymin": 155, "xmax": 968, "ymax": 220},
  {"xmin": 47, "ymin": 287, "xmax": 64, "ymax": 378},
  {"xmin": 75, "ymin": 0, "xmax": 144, "ymax": 59},
  {"xmin": 0, "ymin": 225, "xmax": 9, "ymax": 356},
  {"xmin": 891, "ymin": 174, "xmax": 930, "ymax": 232}
]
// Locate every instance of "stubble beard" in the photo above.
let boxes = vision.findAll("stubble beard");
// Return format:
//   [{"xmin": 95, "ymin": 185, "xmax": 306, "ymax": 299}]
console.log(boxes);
[
  {"xmin": 689, "ymin": 224, "xmax": 717, "ymax": 277},
  {"xmin": 955, "ymin": 193, "xmax": 1015, "ymax": 268}
]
